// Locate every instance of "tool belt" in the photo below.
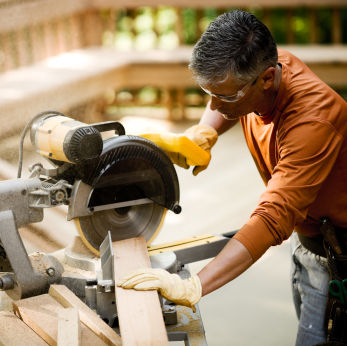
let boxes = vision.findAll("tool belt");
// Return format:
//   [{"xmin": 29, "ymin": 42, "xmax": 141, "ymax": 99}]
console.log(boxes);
[
  {"xmin": 318, "ymin": 219, "xmax": 347, "ymax": 342},
  {"xmin": 297, "ymin": 233, "xmax": 326, "ymax": 258}
]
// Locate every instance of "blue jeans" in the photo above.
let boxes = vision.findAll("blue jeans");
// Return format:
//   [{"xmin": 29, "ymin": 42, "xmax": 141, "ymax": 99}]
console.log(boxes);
[{"xmin": 290, "ymin": 232, "xmax": 330, "ymax": 346}]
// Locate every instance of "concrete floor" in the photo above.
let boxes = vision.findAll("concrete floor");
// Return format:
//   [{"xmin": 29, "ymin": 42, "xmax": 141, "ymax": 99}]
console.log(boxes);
[{"xmin": 120, "ymin": 116, "xmax": 299, "ymax": 345}]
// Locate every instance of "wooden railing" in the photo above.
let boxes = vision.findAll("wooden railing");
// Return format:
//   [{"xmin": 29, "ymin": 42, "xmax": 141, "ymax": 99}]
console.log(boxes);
[
  {"xmin": 1, "ymin": 1, "xmax": 347, "ymax": 72},
  {"xmin": 0, "ymin": 0, "xmax": 346, "ymax": 134}
]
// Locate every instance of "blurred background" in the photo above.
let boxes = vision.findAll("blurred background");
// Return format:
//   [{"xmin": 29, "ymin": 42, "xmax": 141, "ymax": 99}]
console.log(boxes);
[{"xmin": 0, "ymin": 0, "xmax": 346, "ymax": 344}]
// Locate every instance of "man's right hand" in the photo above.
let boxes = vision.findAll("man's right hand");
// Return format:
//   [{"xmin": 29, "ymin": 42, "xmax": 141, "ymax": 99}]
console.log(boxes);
[
  {"xmin": 132, "ymin": 124, "xmax": 218, "ymax": 176},
  {"xmin": 168, "ymin": 124, "xmax": 218, "ymax": 176}
]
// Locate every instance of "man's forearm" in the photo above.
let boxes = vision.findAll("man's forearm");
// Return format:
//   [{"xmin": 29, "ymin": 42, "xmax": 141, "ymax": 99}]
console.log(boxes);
[
  {"xmin": 197, "ymin": 238, "xmax": 254, "ymax": 296},
  {"xmin": 199, "ymin": 101, "xmax": 238, "ymax": 135}
]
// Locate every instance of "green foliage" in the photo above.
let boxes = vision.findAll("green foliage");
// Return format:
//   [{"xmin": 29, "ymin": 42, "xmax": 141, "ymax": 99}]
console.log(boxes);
[
  {"xmin": 341, "ymin": 8, "xmax": 347, "ymax": 43},
  {"xmin": 199, "ymin": 8, "xmax": 217, "ymax": 32},
  {"xmin": 138, "ymin": 86, "xmax": 158, "ymax": 105},
  {"xmin": 157, "ymin": 7, "xmax": 179, "ymax": 49},
  {"xmin": 156, "ymin": 7, "xmax": 177, "ymax": 34},
  {"xmin": 103, "ymin": 5, "xmax": 344, "ymax": 115},
  {"xmin": 271, "ymin": 9, "xmax": 287, "ymax": 44},
  {"xmin": 292, "ymin": 8, "xmax": 310, "ymax": 44},
  {"xmin": 182, "ymin": 8, "xmax": 197, "ymax": 45},
  {"xmin": 317, "ymin": 8, "xmax": 332, "ymax": 43},
  {"xmin": 134, "ymin": 7, "xmax": 154, "ymax": 33},
  {"xmin": 248, "ymin": 5, "xmax": 265, "ymax": 21},
  {"xmin": 111, "ymin": 5, "xmax": 340, "ymax": 49},
  {"xmin": 114, "ymin": 7, "xmax": 179, "ymax": 50},
  {"xmin": 116, "ymin": 10, "xmax": 132, "ymax": 32}
]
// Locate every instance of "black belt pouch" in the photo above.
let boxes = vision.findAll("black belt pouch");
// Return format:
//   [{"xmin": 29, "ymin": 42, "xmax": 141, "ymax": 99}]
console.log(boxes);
[{"xmin": 324, "ymin": 239, "xmax": 347, "ymax": 342}]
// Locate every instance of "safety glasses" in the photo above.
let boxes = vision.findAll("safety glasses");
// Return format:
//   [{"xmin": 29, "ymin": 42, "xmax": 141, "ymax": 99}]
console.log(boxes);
[{"xmin": 200, "ymin": 76, "xmax": 257, "ymax": 103}]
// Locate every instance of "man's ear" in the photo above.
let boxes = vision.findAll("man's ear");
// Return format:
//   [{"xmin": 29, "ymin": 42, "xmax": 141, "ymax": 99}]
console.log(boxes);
[{"xmin": 261, "ymin": 67, "xmax": 276, "ymax": 90}]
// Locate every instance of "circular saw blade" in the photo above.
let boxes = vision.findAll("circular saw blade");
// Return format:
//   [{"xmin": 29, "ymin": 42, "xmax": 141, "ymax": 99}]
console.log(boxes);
[{"xmin": 75, "ymin": 203, "xmax": 166, "ymax": 255}]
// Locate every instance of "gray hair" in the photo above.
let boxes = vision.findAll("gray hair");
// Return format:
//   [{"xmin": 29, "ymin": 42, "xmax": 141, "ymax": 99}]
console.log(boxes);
[{"xmin": 189, "ymin": 10, "xmax": 278, "ymax": 86}]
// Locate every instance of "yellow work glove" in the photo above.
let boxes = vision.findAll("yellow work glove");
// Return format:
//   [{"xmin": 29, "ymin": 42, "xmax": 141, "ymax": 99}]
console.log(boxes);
[
  {"xmin": 168, "ymin": 125, "xmax": 218, "ymax": 176},
  {"xmin": 131, "ymin": 125, "xmax": 218, "ymax": 176},
  {"xmin": 117, "ymin": 268, "xmax": 202, "ymax": 313}
]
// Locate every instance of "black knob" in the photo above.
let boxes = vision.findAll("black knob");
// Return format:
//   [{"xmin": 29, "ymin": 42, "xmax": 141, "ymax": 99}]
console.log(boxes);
[
  {"xmin": 0, "ymin": 274, "xmax": 14, "ymax": 290},
  {"xmin": 173, "ymin": 205, "xmax": 182, "ymax": 214},
  {"xmin": 64, "ymin": 126, "xmax": 103, "ymax": 164}
]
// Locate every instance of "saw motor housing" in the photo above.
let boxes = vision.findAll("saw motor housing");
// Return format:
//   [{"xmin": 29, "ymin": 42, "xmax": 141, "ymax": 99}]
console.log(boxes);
[{"xmin": 30, "ymin": 115, "xmax": 104, "ymax": 164}]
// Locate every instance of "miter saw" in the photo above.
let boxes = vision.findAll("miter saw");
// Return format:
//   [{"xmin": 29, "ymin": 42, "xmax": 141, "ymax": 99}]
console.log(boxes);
[
  {"xmin": 0, "ymin": 109, "xmax": 183, "ymax": 296},
  {"xmin": 0, "ymin": 110, "xmax": 234, "ymax": 345}
]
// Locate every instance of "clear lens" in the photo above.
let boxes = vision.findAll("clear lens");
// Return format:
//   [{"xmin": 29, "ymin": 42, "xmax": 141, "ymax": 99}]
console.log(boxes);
[{"xmin": 200, "ymin": 76, "xmax": 256, "ymax": 103}]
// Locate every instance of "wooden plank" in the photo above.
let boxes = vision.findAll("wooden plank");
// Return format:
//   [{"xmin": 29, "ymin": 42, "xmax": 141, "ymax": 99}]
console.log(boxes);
[
  {"xmin": 103, "ymin": 9, "xmax": 116, "ymax": 36},
  {"xmin": 70, "ymin": 14, "xmax": 84, "ymax": 50},
  {"xmin": 57, "ymin": 18, "xmax": 68, "ymax": 54},
  {"xmin": 263, "ymin": 8, "xmax": 272, "ymax": 33},
  {"xmin": 113, "ymin": 236, "xmax": 168, "ymax": 346},
  {"xmin": 1, "ymin": 32, "xmax": 15, "ymax": 72},
  {"xmin": 16, "ymin": 28, "xmax": 28, "ymax": 67},
  {"xmin": 43, "ymin": 22, "xmax": 57, "ymax": 58},
  {"xmin": 332, "ymin": 7, "xmax": 342, "ymax": 44},
  {"xmin": 286, "ymin": 8, "xmax": 294, "ymax": 44},
  {"xmin": 13, "ymin": 294, "xmax": 107, "ymax": 346},
  {"xmin": 306, "ymin": 63, "xmax": 347, "ymax": 87},
  {"xmin": 30, "ymin": 24, "xmax": 45, "ymax": 63},
  {"xmin": 174, "ymin": 8, "xmax": 184, "ymax": 45},
  {"xmin": 125, "ymin": 64, "xmax": 196, "ymax": 88},
  {"xmin": 0, "ymin": 37, "xmax": 4, "ymax": 74},
  {"xmin": 83, "ymin": 11, "xmax": 103, "ymax": 47},
  {"xmin": 49, "ymin": 285, "xmax": 122, "ymax": 346},
  {"xmin": 177, "ymin": 88, "xmax": 185, "ymax": 120},
  {"xmin": 0, "ymin": 311, "xmax": 49, "ymax": 346},
  {"xmin": 309, "ymin": 8, "xmax": 318, "ymax": 44},
  {"xmin": 166, "ymin": 88, "xmax": 175, "ymax": 121},
  {"xmin": 196, "ymin": 9, "xmax": 204, "ymax": 41},
  {"xmin": 58, "ymin": 308, "xmax": 81, "ymax": 346}
]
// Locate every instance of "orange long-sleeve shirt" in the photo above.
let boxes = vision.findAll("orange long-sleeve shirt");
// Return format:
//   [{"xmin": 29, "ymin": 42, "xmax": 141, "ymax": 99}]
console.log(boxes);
[{"xmin": 233, "ymin": 49, "xmax": 347, "ymax": 262}]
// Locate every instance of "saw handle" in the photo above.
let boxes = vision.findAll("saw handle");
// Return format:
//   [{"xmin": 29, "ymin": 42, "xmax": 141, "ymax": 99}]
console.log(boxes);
[
  {"xmin": 92, "ymin": 121, "xmax": 125, "ymax": 136},
  {"xmin": 136, "ymin": 132, "xmax": 210, "ymax": 166}
]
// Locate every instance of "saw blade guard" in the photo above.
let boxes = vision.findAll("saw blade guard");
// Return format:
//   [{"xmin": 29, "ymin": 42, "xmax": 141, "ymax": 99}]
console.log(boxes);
[{"xmin": 73, "ymin": 135, "xmax": 180, "ymax": 255}]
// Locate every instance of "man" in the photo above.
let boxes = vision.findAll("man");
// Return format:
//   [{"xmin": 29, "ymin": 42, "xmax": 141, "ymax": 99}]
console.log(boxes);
[{"xmin": 117, "ymin": 10, "xmax": 347, "ymax": 345}]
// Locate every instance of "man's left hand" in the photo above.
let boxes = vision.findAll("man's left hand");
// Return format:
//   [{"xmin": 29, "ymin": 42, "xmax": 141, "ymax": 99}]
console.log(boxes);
[{"xmin": 117, "ymin": 268, "xmax": 202, "ymax": 312}]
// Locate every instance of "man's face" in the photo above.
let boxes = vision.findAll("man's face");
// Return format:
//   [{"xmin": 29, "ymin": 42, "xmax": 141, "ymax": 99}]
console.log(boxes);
[{"xmin": 203, "ymin": 74, "xmax": 263, "ymax": 120}]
